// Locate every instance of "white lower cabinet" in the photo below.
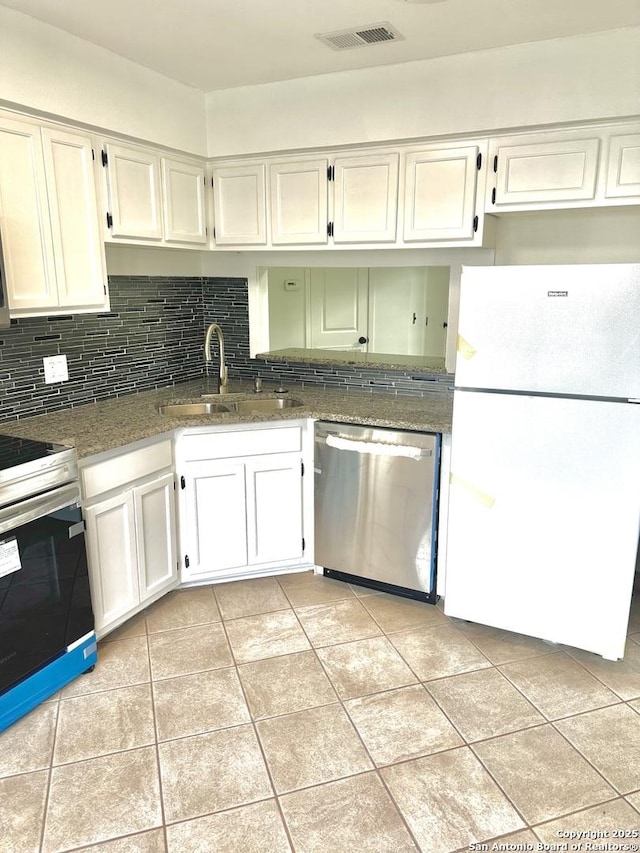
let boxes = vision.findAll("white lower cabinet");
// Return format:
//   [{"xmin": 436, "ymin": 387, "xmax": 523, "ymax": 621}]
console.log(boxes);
[
  {"xmin": 81, "ymin": 441, "xmax": 178, "ymax": 637},
  {"xmin": 177, "ymin": 423, "xmax": 311, "ymax": 584}
]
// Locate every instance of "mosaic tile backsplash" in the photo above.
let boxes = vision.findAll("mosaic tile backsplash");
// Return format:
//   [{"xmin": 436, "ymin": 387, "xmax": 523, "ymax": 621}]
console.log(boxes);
[{"xmin": 0, "ymin": 276, "xmax": 452, "ymax": 422}]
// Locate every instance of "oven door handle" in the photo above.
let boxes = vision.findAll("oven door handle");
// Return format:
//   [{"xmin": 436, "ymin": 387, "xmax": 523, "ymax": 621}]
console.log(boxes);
[{"xmin": 0, "ymin": 483, "xmax": 81, "ymax": 536}]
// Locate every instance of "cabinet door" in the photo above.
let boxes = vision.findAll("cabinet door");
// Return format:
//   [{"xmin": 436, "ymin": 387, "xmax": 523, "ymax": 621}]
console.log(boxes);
[
  {"xmin": 605, "ymin": 133, "xmax": 640, "ymax": 199},
  {"xmin": 0, "ymin": 115, "xmax": 57, "ymax": 311},
  {"xmin": 246, "ymin": 454, "xmax": 303, "ymax": 566},
  {"xmin": 134, "ymin": 472, "xmax": 178, "ymax": 601},
  {"xmin": 41, "ymin": 128, "xmax": 107, "ymax": 309},
  {"xmin": 161, "ymin": 157, "xmax": 207, "ymax": 244},
  {"xmin": 403, "ymin": 146, "xmax": 479, "ymax": 242},
  {"xmin": 182, "ymin": 460, "xmax": 248, "ymax": 578},
  {"xmin": 332, "ymin": 153, "xmax": 398, "ymax": 243},
  {"xmin": 212, "ymin": 163, "xmax": 267, "ymax": 245},
  {"xmin": 491, "ymin": 137, "xmax": 600, "ymax": 207},
  {"xmin": 84, "ymin": 492, "xmax": 139, "ymax": 633},
  {"xmin": 269, "ymin": 159, "xmax": 328, "ymax": 245},
  {"xmin": 104, "ymin": 143, "xmax": 163, "ymax": 240}
]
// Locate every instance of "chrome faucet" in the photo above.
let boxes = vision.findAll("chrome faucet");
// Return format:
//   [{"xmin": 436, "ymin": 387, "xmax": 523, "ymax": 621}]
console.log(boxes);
[{"xmin": 204, "ymin": 323, "xmax": 229, "ymax": 394}]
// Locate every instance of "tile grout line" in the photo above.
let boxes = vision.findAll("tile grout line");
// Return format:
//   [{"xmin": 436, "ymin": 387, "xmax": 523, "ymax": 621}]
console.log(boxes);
[{"xmin": 210, "ymin": 583, "xmax": 299, "ymax": 853}]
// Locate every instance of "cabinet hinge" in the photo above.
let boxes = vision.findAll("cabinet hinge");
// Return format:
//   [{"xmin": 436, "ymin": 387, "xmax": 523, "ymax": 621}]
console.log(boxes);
[
  {"xmin": 180, "ymin": 475, "xmax": 186, "ymax": 489},
  {"xmin": 301, "ymin": 460, "xmax": 304, "ymax": 477},
  {"xmin": 213, "ymin": 226, "xmax": 216, "ymax": 240},
  {"xmin": 101, "ymin": 149, "xmax": 108, "ymax": 167},
  {"xmin": 491, "ymin": 187, "xmax": 496, "ymax": 205},
  {"xmin": 476, "ymin": 152, "xmax": 482, "ymax": 170},
  {"xmin": 103, "ymin": 284, "xmax": 107, "ymax": 295},
  {"xmin": 91, "ymin": 149, "xmax": 95, "ymax": 161},
  {"xmin": 327, "ymin": 165, "xmax": 335, "ymax": 181},
  {"xmin": 473, "ymin": 215, "xmax": 479, "ymax": 233},
  {"xmin": 302, "ymin": 537, "xmax": 305, "ymax": 552},
  {"xmin": 211, "ymin": 176, "xmax": 214, "ymax": 187},
  {"xmin": 493, "ymin": 155, "xmax": 498, "ymax": 173},
  {"xmin": 106, "ymin": 212, "xmax": 113, "ymax": 229},
  {"xmin": 327, "ymin": 221, "xmax": 334, "ymax": 238},
  {"xmin": 185, "ymin": 555, "xmax": 190, "ymax": 569}
]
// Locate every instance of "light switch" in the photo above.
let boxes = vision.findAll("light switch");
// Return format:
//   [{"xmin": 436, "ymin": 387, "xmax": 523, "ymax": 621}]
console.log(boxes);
[{"xmin": 43, "ymin": 354, "xmax": 69, "ymax": 384}]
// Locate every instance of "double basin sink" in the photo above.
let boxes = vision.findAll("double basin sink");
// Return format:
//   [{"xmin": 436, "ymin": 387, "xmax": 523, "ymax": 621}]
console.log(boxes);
[{"xmin": 158, "ymin": 396, "xmax": 304, "ymax": 417}]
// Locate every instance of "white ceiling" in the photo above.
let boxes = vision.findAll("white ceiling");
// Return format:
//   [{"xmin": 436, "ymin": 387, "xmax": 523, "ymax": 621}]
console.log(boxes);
[{"xmin": 2, "ymin": 0, "xmax": 640, "ymax": 93}]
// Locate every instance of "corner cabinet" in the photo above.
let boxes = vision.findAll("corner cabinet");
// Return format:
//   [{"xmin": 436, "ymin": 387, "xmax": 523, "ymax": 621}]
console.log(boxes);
[
  {"xmin": 81, "ymin": 438, "xmax": 178, "ymax": 638},
  {"xmin": 0, "ymin": 113, "xmax": 108, "ymax": 317},
  {"xmin": 101, "ymin": 141, "xmax": 208, "ymax": 246},
  {"xmin": 176, "ymin": 421, "xmax": 314, "ymax": 584}
]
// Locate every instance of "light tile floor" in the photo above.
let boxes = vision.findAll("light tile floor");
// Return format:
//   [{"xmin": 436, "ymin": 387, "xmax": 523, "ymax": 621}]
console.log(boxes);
[{"xmin": 2, "ymin": 572, "xmax": 640, "ymax": 853}]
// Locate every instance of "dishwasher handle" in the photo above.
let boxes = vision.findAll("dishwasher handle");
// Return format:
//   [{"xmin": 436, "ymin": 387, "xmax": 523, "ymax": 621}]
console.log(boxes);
[{"xmin": 322, "ymin": 433, "xmax": 432, "ymax": 460}]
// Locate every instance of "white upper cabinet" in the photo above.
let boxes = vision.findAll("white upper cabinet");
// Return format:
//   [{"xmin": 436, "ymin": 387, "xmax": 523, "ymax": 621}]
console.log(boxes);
[
  {"xmin": 605, "ymin": 132, "xmax": 640, "ymax": 199},
  {"xmin": 212, "ymin": 162, "xmax": 267, "ymax": 245},
  {"xmin": 103, "ymin": 142, "xmax": 163, "ymax": 240},
  {"xmin": 0, "ymin": 113, "xmax": 107, "ymax": 316},
  {"xmin": 488, "ymin": 133, "xmax": 601, "ymax": 209},
  {"xmin": 41, "ymin": 127, "xmax": 107, "ymax": 309},
  {"xmin": 403, "ymin": 145, "xmax": 482, "ymax": 242},
  {"xmin": 269, "ymin": 159, "xmax": 329, "ymax": 245},
  {"xmin": 161, "ymin": 157, "xmax": 207, "ymax": 244},
  {"xmin": 332, "ymin": 153, "xmax": 399, "ymax": 243}
]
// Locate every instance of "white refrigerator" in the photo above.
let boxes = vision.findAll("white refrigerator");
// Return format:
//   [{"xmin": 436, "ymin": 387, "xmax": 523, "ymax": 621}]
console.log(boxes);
[{"xmin": 444, "ymin": 264, "xmax": 640, "ymax": 660}]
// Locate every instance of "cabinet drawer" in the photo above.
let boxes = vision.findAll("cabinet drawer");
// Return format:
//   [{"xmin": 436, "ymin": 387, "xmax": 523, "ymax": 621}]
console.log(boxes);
[
  {"xmin": 82, "ymin": 439, "xmax": 173, "ymax": 500},
  {"xmin": 180, "ymin": 426, "xmax": 302, "ymax": 461}
]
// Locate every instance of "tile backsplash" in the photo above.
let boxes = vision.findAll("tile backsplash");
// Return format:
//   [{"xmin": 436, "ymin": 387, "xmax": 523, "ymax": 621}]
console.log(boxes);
[{"xmin": 0, "ymin": 276, "xmax": 452, "ymax": 423}]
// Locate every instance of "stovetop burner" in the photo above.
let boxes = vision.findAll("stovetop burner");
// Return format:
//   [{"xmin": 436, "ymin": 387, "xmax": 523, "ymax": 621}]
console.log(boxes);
[
  {"xmin": 0, "ymin": 434, "xmax": 78, "ymax": 509},
  {"xmin": 0, "ymin": 434, "xmax": 69, "ymax": 472}
]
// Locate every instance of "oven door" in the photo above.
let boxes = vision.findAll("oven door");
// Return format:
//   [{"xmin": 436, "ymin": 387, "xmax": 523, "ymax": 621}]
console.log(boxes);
[{"xmin": 0, "ymin": 483, "xmax": 94, "ymax": 695}]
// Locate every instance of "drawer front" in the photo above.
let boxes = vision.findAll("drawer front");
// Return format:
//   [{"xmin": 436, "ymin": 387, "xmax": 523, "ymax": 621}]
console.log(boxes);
[
  {"xmin": 82, "ymin": 439, "xmax": 173, "ymax": 501},
  {"xmin": 180, "ymin": 425, "xmax": 302, "ymax": 461}
]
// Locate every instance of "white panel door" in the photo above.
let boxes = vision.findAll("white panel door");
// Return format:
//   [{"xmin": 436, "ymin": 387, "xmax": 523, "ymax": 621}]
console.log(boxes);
[
  {"xmin": 84, "ymin": 492, "xmax": 139, "ymax": 633},
  {"xmin": 605, "ymin": 133, "xmax": 640, "ymax": 199},
  {"xmin": 212, "ymin": 163, "xmax": 267, "ymax": 245},
  {"xmin": 182, "ymin": 460, "xmax": 248, "ymax": 578},
  {"xmin": 0, "ymin": 115, "xmax": 56, "ymax": 311},
  {"xmin": 403, "ymin": 146, "xmax": 479, "ymax": 242},
  {"xmin": 246, "ymin": 454, "xmax": 303, "ymax": 565},
  {"xmin": 135, "ymin": 473, "xmax": 178, "ymax": 601},
  {"xmin": 41, "ymin": 127, "xmax": 107, "ymax": 308},
  {"xmin": 333, "ymin": 153, "xmax": 399, "ymax": 243},
  {"xmin": 161, "ymin": 157, "xmax": 207, "ymax": 244},
  {"xmin": 444, "ymin": 391, "xmax": 640, "ymax": 660},
  {"xmin": 309, "ymin": 268, "xmax": 369, "ymax": 350},
  {"xmin": 491, "ymin": 137, "xmax": 600, "ymax": 206},
  {"xmin": 270, "ymin": 159, "xmax": 328, "ymax": 245},
  {"xmin": 105, "ymin": 143, "xmax": 163, "ymax": 240},
  {"xmin": 456, "ymin": 264, "xmax": 640, "ymax": 398}
]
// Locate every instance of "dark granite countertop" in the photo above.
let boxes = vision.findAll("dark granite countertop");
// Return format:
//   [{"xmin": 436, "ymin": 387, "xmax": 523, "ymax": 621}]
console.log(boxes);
[{"xmin": 0, "ymin": 380, "xmax": 453, "ymax": 459}]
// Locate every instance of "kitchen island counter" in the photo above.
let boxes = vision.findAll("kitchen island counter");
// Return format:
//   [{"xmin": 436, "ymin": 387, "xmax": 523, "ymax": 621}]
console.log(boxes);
[{"xmin": 0, "ymin": 380, "xmax": 453, "ymax": 458}]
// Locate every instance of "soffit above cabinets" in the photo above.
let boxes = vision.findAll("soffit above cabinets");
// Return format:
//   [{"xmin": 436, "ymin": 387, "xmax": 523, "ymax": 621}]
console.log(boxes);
[{"xmin": 1, "ymin": 0, "xmax": 640, "ymax": 91}]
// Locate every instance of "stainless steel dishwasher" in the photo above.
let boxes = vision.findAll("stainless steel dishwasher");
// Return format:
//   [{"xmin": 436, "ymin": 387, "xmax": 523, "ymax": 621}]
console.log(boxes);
[{"xmin": 314, "ymin": 421, "xmax": 440, "ymax": 603}]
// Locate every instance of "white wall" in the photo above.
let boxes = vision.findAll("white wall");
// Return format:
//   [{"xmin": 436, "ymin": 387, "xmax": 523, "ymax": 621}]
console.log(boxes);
[
  {"xmin": 0, "ymin": 6, "xmax": 207, "ymax": 154},
  {"xmin": 105, "ymin": 245, "xmax": 206, "ymax": 276},
  {"xmin": 494, "ymin": 207, "xmax": 640, "ymax": 265},
  {"xmin": 205, "ymin": 28, "xmax": 640, "ymax": 157}
]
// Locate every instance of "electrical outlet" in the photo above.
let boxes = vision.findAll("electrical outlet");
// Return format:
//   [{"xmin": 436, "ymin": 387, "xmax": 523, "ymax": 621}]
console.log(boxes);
[{"xmin": 43, "ymin": 355, "xmax": 69, "ymax": 384}]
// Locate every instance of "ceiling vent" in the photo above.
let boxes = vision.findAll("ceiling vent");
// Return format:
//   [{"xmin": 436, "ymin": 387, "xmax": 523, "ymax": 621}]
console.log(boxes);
[{"xmin": 315, "ymin": 22, "xmax": 405, "ymax": 51}]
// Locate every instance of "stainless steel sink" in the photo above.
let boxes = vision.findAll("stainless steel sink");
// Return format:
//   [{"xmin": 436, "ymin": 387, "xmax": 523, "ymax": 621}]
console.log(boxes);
[
  {"xmin": 229, "ymin": 397, "xmax": 304, "ymax": 413},
  {"xmin": 158, "ymin": 402, "xmax": 231, "ymax": 416},
  {"xmin": 158, "ymin": 397, "xmax": 304, "ymax": 417}
]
